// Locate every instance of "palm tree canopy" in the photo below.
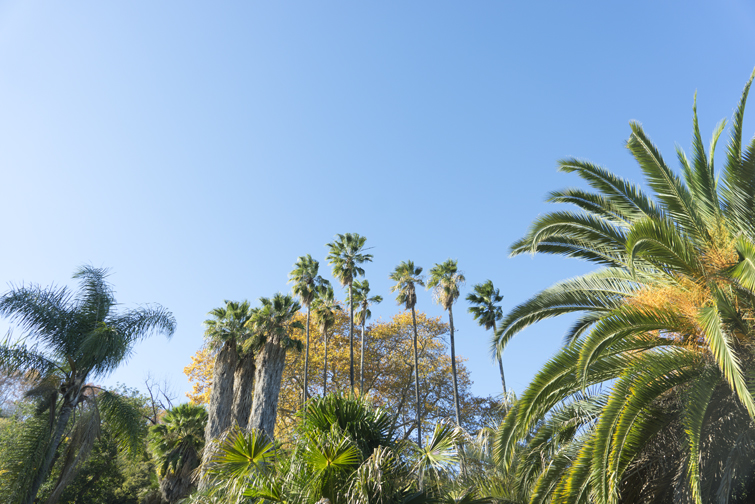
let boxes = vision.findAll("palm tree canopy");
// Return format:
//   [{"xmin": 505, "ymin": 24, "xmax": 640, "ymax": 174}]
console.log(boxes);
[
  {"xmin": 389, "ymin": 261, "xmax": 424, "ymax": 311},
  {"xmin": 312, "ymin": 285, "xmax": 342, "ymax": 335},
  {"xmin": 203, "ymin": 300, "xmax": 256, "ymax": 351},
  {"xmin": 289, "ymin": 254, "xmax": 330, "ymax": 309},
  {"xmin": 349, "ymin": 279, "xmax": 383, "ymax": 326},
  {"xmin": 466, "ymin": 280, "xmax": 503, "ymax": 332},
  {"xmin": 149, "ymin": 402, "xmax": 208, "ymax": 477},
  {"xmin": 247, "ymin": 293, "xmax": 304, "ymax": 349},
  {"xmin": 427, "ymin": 260, "xmax": 465, "ymax": 311},
  {"xmin": 326, "ymin": 233, "xmax": 373, "ymax": 287},
  {"xmin": 492, "ymin": 70, "xmax": 755, "ymax": 503}
]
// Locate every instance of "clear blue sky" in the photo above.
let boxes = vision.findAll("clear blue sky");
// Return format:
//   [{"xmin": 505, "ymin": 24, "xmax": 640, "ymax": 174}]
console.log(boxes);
[{"xmin": 1, "ymin": 1, "xmax": 754, "ymax": 403}]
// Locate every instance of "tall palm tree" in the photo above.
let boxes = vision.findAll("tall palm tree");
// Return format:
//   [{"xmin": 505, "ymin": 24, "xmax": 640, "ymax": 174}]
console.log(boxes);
[
  {"xmin": 493, "ymin": 71, "xmax": 755, "ymax": 503},
  {"xmin": 326, "ymin": 233, "xmax": 373, "ymax": 394},
  {"xmin": 0, "ymin": 266, "xmax": 175, "ymax": 504},
  {"xmin": 289, "ymin": 254, "xmax": 330, "ymax": 404},
  {"xmin": 466, "ymin": 280, "xmax": 506, "ymax": 395},
  {"xmin": 350, "ymin": 279, "xmax": 383, "ymax": 396},
  {"xmin": 312, "ymin": 284, "xmax": 342, "ymax": 396},
  {"xmin": 247, "ymin": 293, "xmax": 304, "ymax": 440},
  {"xmin": 148, "ymin": 402, "xmax": 208, "ymax": 503},
  {"xmin": 389, "ymin": 260, "xmax": 425, "ymax": 447},
  {"xmin": 428, "ymin": 260, "xmax": 466, "ymax": 426}
]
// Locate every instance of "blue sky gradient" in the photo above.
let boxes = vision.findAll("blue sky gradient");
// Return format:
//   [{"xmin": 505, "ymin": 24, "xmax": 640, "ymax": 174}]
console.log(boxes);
[{"xmin": 2, "ymin": 1, "xmax": 755, "ymax": 401}]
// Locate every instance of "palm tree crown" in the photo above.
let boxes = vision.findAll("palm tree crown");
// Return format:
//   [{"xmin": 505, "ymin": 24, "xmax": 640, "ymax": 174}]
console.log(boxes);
[
  {"xmin": 493, "ymin": 70, "xmax": 755, "ymax": 503},
  {"xmin": 389, "ymin": 260, "xmax": 424, "ymax": 310},
  {"xmin": 0, "ymin": 265, "xmax": 175, "ymax": 504},
  {"xmin": 289, "ymin": 254, "xmax": 330, "ymax": 309},
  {"xmin": 466, "ymin": 280, "xmax": 503, "ymax": 333},
  {"xmin": 427, "ymin": 259, "xmax": 465, "ymax": 310},
  {"xmin": 326, "ymin": 233, "xmax": 373, "ymax": 394}
]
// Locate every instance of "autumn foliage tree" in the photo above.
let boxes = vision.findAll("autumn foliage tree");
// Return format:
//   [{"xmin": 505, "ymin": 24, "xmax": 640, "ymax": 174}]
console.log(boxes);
[{"xmin": 185, "ymin": 309, "xmax": 500, "ymax": 441}]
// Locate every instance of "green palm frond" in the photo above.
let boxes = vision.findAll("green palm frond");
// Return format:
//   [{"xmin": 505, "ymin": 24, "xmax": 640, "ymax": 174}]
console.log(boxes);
[
  {"xmin": 427, "ymin": 260, "xmax": 465, "ymax": 311},
  {"xmin": 390, "ymin": 261, "xmax": 425, "ymax": 310}
]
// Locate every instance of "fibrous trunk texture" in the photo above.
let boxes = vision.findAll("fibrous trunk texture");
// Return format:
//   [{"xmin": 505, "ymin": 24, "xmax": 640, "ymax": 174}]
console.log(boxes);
[
  {"xmin": 232, "ymin": 351, "xmax": 255, "ymax": 430},
  {"xmin": 249, "ymin": 335, "xmax": 288, "ymax": 440},
  {"xmin": 199, "ymin": 340, "xmax": 237, "ymax": 489},
  {"xmin": 160, "ymin": 449, "xmax": 200, "ymax": 503},
  {"xmin": 449, "ymin": 307, "xmax": 461, "ymax": 426},
  {"xmin": 411, "ymin": 306, "xmax": 422, "ymax": 448}
]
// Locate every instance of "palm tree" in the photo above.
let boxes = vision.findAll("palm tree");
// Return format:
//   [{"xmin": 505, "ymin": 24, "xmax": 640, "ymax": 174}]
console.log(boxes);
[
  {"xmin": 247, "ymin": 293, "xmax": 304, "ymax": 440},
  {"xmin": 0, "ymin": 266, "xmax": 175, "ymax": 504},
  {"xmin": 428, "ymin": 260, "xmax": 466, "ymax": 426},
  {"xmin": 466, "ymin": 280, "xmax": 507, "ymax": 395},
  {"xmin": 148, "ymin": 402, "xmax": 208, "ymax": 503},
  {"xmin": 389, "ymin": 260, "xmax": 425, "ymax": 448},
  {"xmin": 289, "ymin": 254, "xmax": 330, "ymax": 404},
  {"xmin": 326, "ymin": 233, "xmax": 373, "ymax": 394},
  {"xmin": 312, "ymin": 284, "xmax": 342, "ymax": 396},
  {"xmin": 349, "ymin": 279, "xmax": 383, "ymax": 396},
  {"xmin": 493, "ymin": 70, "xmax": 755, "ymax": 503}
]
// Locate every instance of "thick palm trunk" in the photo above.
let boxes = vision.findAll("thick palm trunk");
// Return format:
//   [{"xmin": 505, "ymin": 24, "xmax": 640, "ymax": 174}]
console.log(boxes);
[
  {"xmin": 411, "ymin": 306, "xmax": 422, "ymax": 448},
  {"xmin": 200, "ymin": 340, "xmax": 237, "ymax": 489},
  {"xmin": 232, "ymin": 351, "xmax": 255, "ymax": 430},
  {"xmin": 303, "ymin": 308, "xmax": 311, "ymax": 404},
  {"xmin": 449, "ymin": 307, "xmax": 461, "ymax": 425},
  {"xmin": 25, "ymin": 397, "xmax": 75, "ymax": 504},
  {"xmin": 359, "ymin": 316, "xmax": 366, "ymax": 395},
  {"xmin": 323, "ymin": 328, "xmax": 328, "ymax": 395},
  {"xmin": 249, "ymin": 335, "xmax": 288, "ymax": 440},
  {"xmin": 160, "ymin": 449, "xmax": 200, "ymax": 503},
  {"xmin": 349, "ymin": 283, "xmax": 355, "ymax": 394}
]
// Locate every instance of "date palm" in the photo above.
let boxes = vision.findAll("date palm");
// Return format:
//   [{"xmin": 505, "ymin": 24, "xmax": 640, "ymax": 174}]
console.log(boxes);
[
  {"xmin": 389, "ymin": 260, "xmax": 425, "ymax": 447},
  {"xmin": 466, "ymin": 280, "xmax": 507, "ymax": 395},
  {"xmin": 148, "ymin": 402, "xmax": 208, "ymax": 503},
  {"xmin": 493, "ymin": 71, "xmax": 755, "ymax": 503},
  {"xmin": 428, "ymin": 260, "xmax": 466, "ymax": 426},
  {"xmin": 247, "ymin": 293, "xmax": 304, "ymax": 440},
  {"xmin": 326, "ymin": 233, "xmax": 373, "ymax": 394},
  {"xmin": 349, "ymin": 279, "xmax": 383, "ymax": 396},
  {"xmin": 290, "ymin": 254, "xmax": 330, "ymax": 404},
  {"xmin": 0, "ymin": 266, "xmax": 175, "ymax": 504},
  {"xmin": 312, "ymin": 284, "xmax": 342, "ymax": 396}
]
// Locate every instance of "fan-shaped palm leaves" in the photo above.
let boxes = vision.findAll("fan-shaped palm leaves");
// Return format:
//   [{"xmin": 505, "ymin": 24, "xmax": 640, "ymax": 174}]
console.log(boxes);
[
  {"xmin": 349, "ymin": 279, "xmax": 383, "ymax": 396},
  {"xmin": 148, "ymin": 402, "xmax": 208, "ymax": 503},
  {"xmin": 290, "ymin": 254, "xmax": 330, "ymax": 404},
  {"xmin": 493, "ymin": 70, "xmax": 755, "ymax": 503},
  {"xmin": 428, "ymin": 260, "xmax": 466, "ymax": 425},
  {"xmin": 326, "ymin": 233, "xmax": 373, "ymax": 394},
  {"xmin": 312, "ymin": 284, "xmax": 342, "ymax": 396},
  {"xmin": 466, "ymin": 280, "xmax": 507, "ymax": 395},
  {"xmin": 0, "ymin": 266, "xmax": 175, "ymax": 504},
  {"xmin": 390, "ymin": 260, "xmax": 425, "ymax": 448}
]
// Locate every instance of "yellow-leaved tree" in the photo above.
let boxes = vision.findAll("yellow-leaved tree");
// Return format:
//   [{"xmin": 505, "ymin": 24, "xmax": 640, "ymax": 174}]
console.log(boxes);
[{"xmin": 185, "ymin": 309, "xmax": 500, "ymax": 439}]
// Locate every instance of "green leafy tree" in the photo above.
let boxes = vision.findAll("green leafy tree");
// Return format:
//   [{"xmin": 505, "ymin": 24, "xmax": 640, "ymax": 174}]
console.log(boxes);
[
  {"xmin": 289, "ymin": 254, "xmax": 330, "ymax": 404},
  {"xmin": 494, "ymin": 70, "xmax": 755, "ymax": 503},
  {"xmin": 326, "ymin": 233, "xmax": 373, "ymax": 394},
  {"xmin": 311, "ymin": 284, "xmax": 342, "ymax": 396},
  {"xmin": 466, "ymin": 280, "xmax": 507, "ymax": 395},
  {"xmin": 389, "ymin": 260, "xmax": 425, "ymax": 448},
  {"xmin": 247, "ymin": 293, "xmax": 304, "ymax": 440},
  {"xmin": 148, "ymin": 402, "xmax": 208, "ymax": 503},
  {"xmin": 427, "ymin": 260, "xmax": 466, "ymax": 426},
  {"xmin": 349, "ymin": 279, "xmax": 383, "ymax": 396},
  {"xmin": 0, "ymin": 266, "xmax": 175, "ymax": 504}
]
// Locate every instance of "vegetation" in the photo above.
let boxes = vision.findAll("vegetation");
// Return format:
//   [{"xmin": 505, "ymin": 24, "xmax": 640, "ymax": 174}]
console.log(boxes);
[
  {"xmin": 493, "ymin": 71, "xmax": 755, "ymax": 503},
  {"xmin": 466, "ymin": 280, "xmax": 507, "ymax": 395}
]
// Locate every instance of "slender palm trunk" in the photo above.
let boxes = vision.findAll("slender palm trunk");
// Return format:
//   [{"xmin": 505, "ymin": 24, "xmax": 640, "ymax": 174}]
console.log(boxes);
[
  {"xmin": 304, "ymin": 308, "xmax": 311, "ymax": 404},
  {"xmin": 411, "ymin": 306, "xmax": 422, "ymax": 448},
  {"xmin": 25, "ymin": 398, "xmax": 75, "ymax": 504},
  {"xmin": 231, "ymin": 352, "xmax": 255, "ymax": 430},
  {"xmin": 349, "ymin": 282, "xmax": 355, "ymax": 394},
  {"xmin": 493, "ymin": 323, "xmax": 506, "ymax": 395},
  {"xmin": 359, "ymin": 314, "xmax": 366, "ymax": 396},
  {"xmin": 448, "ymin": 307, "xmax": 461, "ymax": 425},
  {"xmin": 323, "ymin": 327, "xmax": 328, "ymax": 395},
  {"xmin": 249, "ymin": 334, "xmax": 288, "ymax": 440}
]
